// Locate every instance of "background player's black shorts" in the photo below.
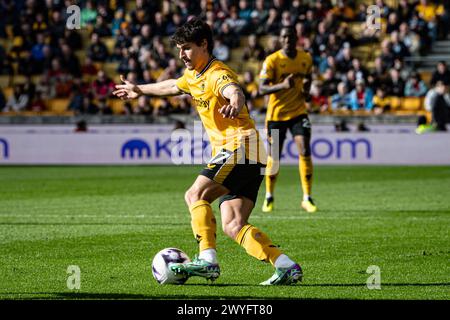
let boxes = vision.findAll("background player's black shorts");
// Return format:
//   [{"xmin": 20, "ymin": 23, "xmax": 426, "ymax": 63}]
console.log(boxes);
[
  {"xmin": 267, "ymin": 114, "xmax": 312, "ymax": 140},
  {"xmin": 199, "ymin": 149, "xmax": 265, "ymax": 207},
  {"xmin": 267, "ymin": 114, "xmax": 312, "ymax": 158}
]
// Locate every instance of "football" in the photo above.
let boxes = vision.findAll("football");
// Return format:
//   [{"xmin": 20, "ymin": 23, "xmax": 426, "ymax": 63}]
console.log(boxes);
[{"xmin": 151, "ymin": 248, "xmax": 191, "ymax": 285}]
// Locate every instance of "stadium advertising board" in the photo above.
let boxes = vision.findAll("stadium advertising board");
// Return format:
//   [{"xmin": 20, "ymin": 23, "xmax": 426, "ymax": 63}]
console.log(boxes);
[{"xmin": 0, "ymin": 125, "xmax": 449, "ymax": 165}]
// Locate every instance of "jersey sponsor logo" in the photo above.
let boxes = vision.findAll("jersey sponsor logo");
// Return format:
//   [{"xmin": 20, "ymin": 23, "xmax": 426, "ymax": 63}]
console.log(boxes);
[{"xmin": 192, "ymin": 97, "xmax": 210, "ymax": 110}]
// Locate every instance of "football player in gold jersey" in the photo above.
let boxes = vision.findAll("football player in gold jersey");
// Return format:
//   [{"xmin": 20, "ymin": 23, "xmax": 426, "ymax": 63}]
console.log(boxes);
[
  {"xmin": 113, "ymin": 18, "xmax": 302, "ymax": 285},
  {"xmin": 259, "ymin": 26, "xmax": 318, "ymax": 213}
]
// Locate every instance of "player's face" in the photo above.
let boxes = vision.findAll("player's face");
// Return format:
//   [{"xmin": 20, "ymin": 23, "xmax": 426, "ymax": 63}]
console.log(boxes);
[
  {"xmin": 280, "ymin": 29, "xmax": 297, "ymax": 51},
  {"xmin": 177, "ymin": 41, "xmax": 208, "ymax": 71}
]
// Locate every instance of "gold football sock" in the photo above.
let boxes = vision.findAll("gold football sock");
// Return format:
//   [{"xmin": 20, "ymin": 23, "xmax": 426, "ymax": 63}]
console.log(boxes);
[
  {"xmin": 299, "ymin": 155, "xmax": 313, "ymax": 197},
  {"xmin": 189, "ymin": 200, "xmax": 216, "ymax": 252},
  {"xmin": 235, "ymin": 224, "xmax": 282, "ymax": 265},
  {"xmin": 265, "ymin": 156, "xmax": 279, "ymax": 196}
]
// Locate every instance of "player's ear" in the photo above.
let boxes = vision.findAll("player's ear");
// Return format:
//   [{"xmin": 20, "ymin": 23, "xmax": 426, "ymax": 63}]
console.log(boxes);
[{"xmin": 201, "ymin": 39, "xmax": 208, "ymax": 51}]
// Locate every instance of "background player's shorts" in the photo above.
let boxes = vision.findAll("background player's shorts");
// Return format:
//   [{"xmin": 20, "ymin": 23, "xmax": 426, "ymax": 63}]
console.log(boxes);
[
  {"xmin": 266, "ymin": 114, "xmax": 312, "ymax": 158},
  {"xmin": 200, "ymin": 148, "xmax": 265, "ymax": 206}
]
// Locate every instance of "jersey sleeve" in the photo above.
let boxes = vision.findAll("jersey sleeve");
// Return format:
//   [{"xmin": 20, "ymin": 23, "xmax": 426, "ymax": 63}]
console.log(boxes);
[
  {"xmin": 259, "ymin": 56, "xmax": 275, "ymax": 81},
  {"xmin": 305, "ymin": 53, "xmax": 313, "ymax": 76},
  {"xmin": 211, "ymin": 69, "xmax": 240, "ymax": 97},
  {"xmin": 175, "ymin": 72, "xmax": 190, "ymax": 94}
]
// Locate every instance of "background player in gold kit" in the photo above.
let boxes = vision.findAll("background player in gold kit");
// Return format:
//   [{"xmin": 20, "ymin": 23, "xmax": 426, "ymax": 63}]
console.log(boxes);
[
  {"xmin": 259, "ymin": 26, "xmax": 318, "ymax": 213},
  {"xmin": 113, "ymin": 18, "xmax": 302, "ymax": 285}
]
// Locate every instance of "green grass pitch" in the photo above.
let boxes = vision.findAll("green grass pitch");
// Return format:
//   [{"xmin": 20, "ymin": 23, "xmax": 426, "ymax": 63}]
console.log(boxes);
[{"xmin": 0, "ymin": 165, "xmax": 449, "ymax": 300}]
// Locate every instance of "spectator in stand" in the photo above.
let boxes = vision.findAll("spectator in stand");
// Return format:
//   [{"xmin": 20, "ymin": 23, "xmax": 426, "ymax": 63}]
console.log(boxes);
[
  {"xmin": 386, "ymin": 12, "xmax": 401, "ymax": 33},
  {"xmin": 68, "ymin": 85, "xmax": 85, "ymax": 114},
  {"xmin": 241, "ymin": 70, "xmax": 263, "ymax": 114},
  {"xmin": 3, "ymin": 85, "xmax": 29, "ymax": 112},
  {"xmin": 242, "ymin": 34, "xmax": 265, "ymax": 62},
  {"xmin": 390, "ymin": 31, "xmax": 410, "ymax": 60},
  {"xmin": 321, "ymin": 68, "xmax": 339, "ymax": 97},
  {"xmin": 399, "ymin": 22, "xmax": 421, "ymax": 56},
  {"xmin": 48, "ymin": 10, "xmax": 66, "ymax": 48},
  {"xmin": 225, "ymin": 5, "xmax": 249, "ymax": 35},
  {"xmin": 349, "ymin": 79, "xmax": 374, "ymax": 111},
  {"xmin": 379, "ymin": 39, "xmax": 395, "ymax": 69},
  {"xmin": 82, "ymin": 93, "xmax": 99, "ymax": 114},
  {"xmin": 424, "ymin": 80, "xmax": 450, "ymax": 131},
  {"xmin": 46, "ymin": 57, "xmax": 72, "ymax": 98},
  {"xmin": 404, "ymin": 72, "xmax": 428, "ymax": 97},
  {"xmin": 213, "ymin": 36, "xmax": 230, "ymax": 62},
  {"xmin": 385, "ymin": 68, "xmax": 406, "ymax": 97},
  {"xmin": 81, "ymin": 0, "xmax": 97, "ymax": 28},
  {"xmin": 372, "ymin": 87, "xmax": 392, "ymax": 114},
  {"xmin": 166, "ymin": 12, "xmax": 185, "ymax": 36},
  {"xmin": 98, "ymin": 98, "xmax": 113, "ymax": 115},
  {"xmin": 396, "ymin": 0, "xmax": 415, "ymax": 22},
  {"xmin": 430, "ymin": 61, "xmax": 450, "ymax": 86},
  {"xmin": 351, "ymin": 58, "xmax": 369, "ymax": 82},
  {"xmin": 309, "ymin": 80, "xmax": 329, "ymax": 114},
  {"xmin": 60, "ymin": 43, "xmax": 81, "ymax": 78},
  {"xmin": 111, "ymin": 9, "xmax": 125, "ymax": 36},
  {"xmin": 254, "ymin": 0, "xmax": 269, "ymax": 23},
  {"xmin": 238, "ymin": 0, "xmax": 253, "ymax": 22},
  {"xmin": 409, "ymin": 11, "xmax": 431, "ymax": 54},
  {"xmin": 87, "ymin": 32, "xmax": 109, "ymax": 63},
  {"xmin": 295, "ymin": 22, "xmax": 310, "ymax": 49},
  {"xmin": 264, "ymin": 35, "xmax": 280, "ymax": 57},
  {"xmin": 158, "ymin": 58, "xmax": 182, "ymax": 82},
  {"xmin": 331, "ymin": 82, "xmax": 352, "ymax": 111},
  {"xmin": 326, "ymin": 33, "xmax": 342, "ymax": 57},
  {"xmin": 30, "ymin": 33, "xmax": 47, "ymax": 73},
  {"xmin": 93, "ymin": 15, "xmax": 112, "ymax": 38},
  {"xmin": 313, "ymin": 22, "xmax": 329, "ymax": 55},
  {"xmin": 81, "ymin": 56, "xmax": 99, "ymax": 77},
  {"xmin": 264, "ymin": 7, "xmax": 280, "ymax": 35},
  {"xmin": 247, "ymin": 10, "xmax": 266, "ymax": 36},
  {"xmin": 153, "ymin": 12, "xmax": 168, "ymax": 36},
  {"xmin": 336, "ymin": 43, "xmax": 354, "ymax": 74},
  {"xmin": 415, "ymin": 0, "xmax": 445, "ymax": 42},
  {"xmin": 92, "ymin": 70, "xmax": 116, "ymax": 101},
  {"xmin": 218, "ymin": 22, "xmax": 240, "ymax": 49},
  {"xmin": 29, "ymin": 91, "xmax": 47, "ymax": 112}
]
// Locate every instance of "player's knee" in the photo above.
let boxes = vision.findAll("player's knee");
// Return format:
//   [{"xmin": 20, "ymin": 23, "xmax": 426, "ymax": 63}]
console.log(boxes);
[
  {"xmin": 184, "ymin": 187, "xmax": 200, "ymax": 206},
  {"xmin": 222, "ymin": 219, "xmax": 246, "ymax": 239}
]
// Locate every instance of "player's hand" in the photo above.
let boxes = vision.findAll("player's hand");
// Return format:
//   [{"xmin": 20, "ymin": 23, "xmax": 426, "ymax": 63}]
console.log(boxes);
[
  {"xmin": 219, "ymin": 104, "xmax": 240, "ymax": 119},
  {"xmin": 281, "ymin": 74, "xmax": 295, "ymax": 89},
  {"xmin": 112, "ymin": 75, "xmax": 141, "ymax": 100}
]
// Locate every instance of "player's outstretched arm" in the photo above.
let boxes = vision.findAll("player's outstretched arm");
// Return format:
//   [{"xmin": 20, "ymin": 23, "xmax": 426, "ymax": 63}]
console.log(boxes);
[
  {"xmin": 259, "ymin": 74, "xmax": 294, "ymax": 96},
  {"xmin": 113, "ymin": 75, "xmax": 181, "ymax": 100},
  {"xmin": 219, "ymin": 84, "xmax": 245, "ymax": 119}
]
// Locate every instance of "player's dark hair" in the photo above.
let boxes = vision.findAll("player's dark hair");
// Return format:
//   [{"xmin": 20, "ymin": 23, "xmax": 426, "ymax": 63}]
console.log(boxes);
[
  {"xmin": 171, "ymin": 18, "xmax": 214, "ymax": 54},
  {"xmin": 280, "ymin": 25, "xmax": 296, "ymax": 35}
]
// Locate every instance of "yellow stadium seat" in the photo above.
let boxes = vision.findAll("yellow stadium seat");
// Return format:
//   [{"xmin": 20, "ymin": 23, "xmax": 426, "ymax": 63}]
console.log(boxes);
[
  {"xmin": 103, "ymin": 37, "xmax": 116, "ymax": 53},
  {"xmin": 388, "ymin": 96, "xmax": 403, "ymax": 110},
  {"xmin": 420, "ymin": 71, "xmax": 432, "ymax": 86},
  {"xmin": 401, "ymin": 97, "xmax": 424, "ymax": 111},
  {"xmin": 3, "ymin": 87, "xmax": 13, "ymax": 98},
  {"xmin": 109, "ymin": 98, "xmax": 124, "ymax": 114},
  {"xmin": 47, "ymin": 98, "xmax": 69, "ymax": 113},
  {"xmin": 0, "ymin": 75, "xmax": 11, "ymax": 88}
]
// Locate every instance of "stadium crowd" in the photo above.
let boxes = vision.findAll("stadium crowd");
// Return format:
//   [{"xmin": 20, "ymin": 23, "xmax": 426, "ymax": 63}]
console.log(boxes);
[{"xmin": 0, "ymin": 0, "xmax": 449, "ymax": 123}]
